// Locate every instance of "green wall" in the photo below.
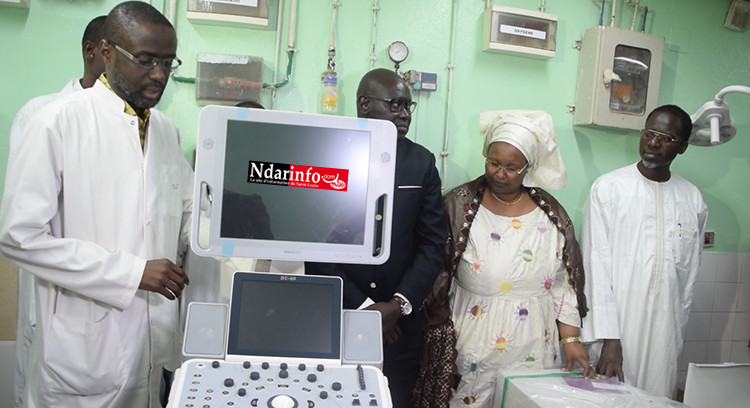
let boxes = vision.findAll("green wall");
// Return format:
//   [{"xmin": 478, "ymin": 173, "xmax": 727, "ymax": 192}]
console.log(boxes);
[{"xmin": 1, "ymin": 0, "xmax": 749, "ymax": 252}]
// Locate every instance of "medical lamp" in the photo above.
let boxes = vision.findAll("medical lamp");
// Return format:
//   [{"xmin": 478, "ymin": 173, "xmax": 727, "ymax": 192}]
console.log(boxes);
[{"xmin": 689, "ymin": 85, "xmax": 750, "ymax": 146}]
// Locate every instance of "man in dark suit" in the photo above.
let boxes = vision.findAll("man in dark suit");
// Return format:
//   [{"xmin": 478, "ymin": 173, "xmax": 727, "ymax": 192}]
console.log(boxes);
[{"xmin": 307, "ymin": 68, "xmax": 447, "ymax": 407}]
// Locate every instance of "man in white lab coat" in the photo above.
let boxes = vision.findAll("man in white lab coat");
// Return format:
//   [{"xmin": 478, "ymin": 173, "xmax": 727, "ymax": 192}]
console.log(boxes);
[
  {"xmin": 581, "ymin": 105, "xmax": 708, "ymax": 398},
  {"xmin": 0, "ymin": 2, "xmax": 193, "ymax": 407},
  {"xmin": 6, "ymin": 15, "xmax": 106, "ymax": 408}
]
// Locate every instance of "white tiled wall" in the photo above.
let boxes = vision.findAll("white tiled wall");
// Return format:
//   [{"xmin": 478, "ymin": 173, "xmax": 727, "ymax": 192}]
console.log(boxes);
[{"xmin": 677, "ymin": 253, "xmax": 750, "ymax": 390}]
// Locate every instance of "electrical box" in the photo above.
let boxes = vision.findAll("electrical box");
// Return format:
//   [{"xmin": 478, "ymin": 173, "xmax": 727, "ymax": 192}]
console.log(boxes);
[
  {"xmin": 196, "ymin": 53, "xmax": 264, "ymax": 105},
  {"xmin": 725, "ymin": 0, "xmax": 750, "ymax": 31},
  {"xmin": 482, "ymin": 6, "xmax": 558, "ymax": 58},
  {"xmin": 0, "ymin": 0, "xmax": 29, "ymax": 7},
  {"xmin": 187, "ymin": 0, "xmax": 270, "ymax": 28},
  {"xmin": 404, "ymin": 70, "xmax": 437, "ymax": 92},
  {"xmin": 573, "ymin": 26, "xmax": 664, "ymax": 130}
]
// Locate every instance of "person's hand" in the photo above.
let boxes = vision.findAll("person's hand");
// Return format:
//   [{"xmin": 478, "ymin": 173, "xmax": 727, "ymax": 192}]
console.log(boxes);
[
  {"xmin": 139, "ymin": 259, "xmax": 190, "ymax": 300},
  {"xmin": 365, "ymin": 299, "xmax": 402, "ymax": 341},
  {"xmin": 597, "ymin": 339, "xmax": 624, "ymax": 381},
  {"xmin": 561, "ymin": 341, "xmax": 599, "ymax": 379},
  {"xmin": 382, "ymin": 325, "xmax": 402, "ymax": 346}
]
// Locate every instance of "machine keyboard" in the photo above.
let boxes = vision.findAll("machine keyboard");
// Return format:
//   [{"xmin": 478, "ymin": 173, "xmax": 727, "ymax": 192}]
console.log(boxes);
[{"xmin": 167, "ymin": 358, "xmax": 391, "ymax": 408}]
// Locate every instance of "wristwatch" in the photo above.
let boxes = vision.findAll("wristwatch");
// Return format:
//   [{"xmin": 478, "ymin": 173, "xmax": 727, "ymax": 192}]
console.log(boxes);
[{"xmin": 392, "ymin": 295, "xmax": 412, "ymax": 316}]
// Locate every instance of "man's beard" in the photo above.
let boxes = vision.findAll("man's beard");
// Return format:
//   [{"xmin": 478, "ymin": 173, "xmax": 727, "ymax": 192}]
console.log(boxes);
[
  {"xmin": 640, "ymin": 159, "xmax": 671, "ymax": 169},
  {"xmin": 110, "ymin": 71, "xmax": 164, "ymax": 109}
]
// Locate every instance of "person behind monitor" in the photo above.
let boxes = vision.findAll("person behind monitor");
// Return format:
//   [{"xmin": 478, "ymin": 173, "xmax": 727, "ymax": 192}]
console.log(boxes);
[
  {"xmin": 581, "ymin": 104, "xmax": 708, "ymax": 398},
  {"xmin": 6, "ymin": 14, "xmax": 107, "ymax": 408},
  {"xmin": 433, "ymin": 110, "xmax": 595, "ymax": 407},
  {"xmin": 0, "ymin": 2, "xmax": 193, "ymax": 406},
  {"xmin": 306, "ymin": 68, "xmax": 447, "ymax": 408},
  {"xmin": 235, "ymin": 100, "xmax": 265, "ymax": 109}
]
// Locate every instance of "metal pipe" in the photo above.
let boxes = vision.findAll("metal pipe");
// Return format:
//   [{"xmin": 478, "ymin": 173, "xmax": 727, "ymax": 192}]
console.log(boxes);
[
  {"xmin": 271, "ymin": 0, "xmax": 285, "ymax": 107},
  {"xmin": 288, "ymin": 0, "xmax": 298, "ymax": 52},
  {"xmin": 329, "ymin": 0, "xmax": 338, "ymax": 52},
  {"xmin": 325, "ymin": 0, "xmax": 339, "ymax": 74},
  {"xmin": 369, "ymin": 0, "xmax": 380, "ymax": 70},
  {"xmin": 168, "ymin": 0, "xmax": 178, "ymax": 25},
  {"xmin": 266, "ymin": 0, "xmax": 297, "ymax": 94},
  {"xmin": 440, "ymin": 0, "xmax": 459, "ymax": 189},
  {"xmin": 628, "ymin": 1, "xmax": 639, "ymax": 31},
  {"xmin": 610, "ymin": 0, "xmax": 617, "ymax": 27}
]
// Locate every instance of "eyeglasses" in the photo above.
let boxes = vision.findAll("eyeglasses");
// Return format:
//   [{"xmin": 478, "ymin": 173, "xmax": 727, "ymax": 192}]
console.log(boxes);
[
  {"xmin": 105, "ymin": 40, "xmax": 182, "ymax": 72},
  {"xmin": 366, "ymin": 96, "xmax": 417, "ymax": 113},
  {"xmin": 641, "ymin": 128, "xmax": 683, "ymax": 144},
  {"xmin": 485, "ymin": 158, "xmax": 529, "ymax": 175}
]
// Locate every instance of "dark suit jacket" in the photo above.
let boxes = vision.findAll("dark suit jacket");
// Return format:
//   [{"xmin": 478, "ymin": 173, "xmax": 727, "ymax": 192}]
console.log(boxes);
[{"xmin": 306, "ymin": 136, "xmax": 447, "ymax": 352}]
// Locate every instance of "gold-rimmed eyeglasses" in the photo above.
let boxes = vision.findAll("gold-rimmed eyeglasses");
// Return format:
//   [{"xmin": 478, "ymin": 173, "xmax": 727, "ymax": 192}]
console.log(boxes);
[
  {"xmin": 641, "ymin": 128, "xmax": 683, "ymax": 144},
  {"xmin": 485, "ymin": 158, "xmax": 529, "ymax": 175},
  {"xmin": 105, "ymin": 40, "xmax": 182, "ymax": 72}
]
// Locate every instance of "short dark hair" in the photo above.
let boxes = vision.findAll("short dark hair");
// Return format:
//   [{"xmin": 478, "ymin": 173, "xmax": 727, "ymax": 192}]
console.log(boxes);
[
  {"xmin": 104, "ymin": 1, "xmax": 174, "ymax": 45},
  {"xmin": 235, "ymin": 100, "xmax": 265, "ymax": 109},
  {"xmin": 82, "ymin": 16, "xmax": 107, "ymax": 46},
  {"xmin": 356, "ymin": 68, "xmax": 404, "ymax": 99},
  {"xmin": 647, "ymin": 104, "xmax": 692, "ymax": 141}
]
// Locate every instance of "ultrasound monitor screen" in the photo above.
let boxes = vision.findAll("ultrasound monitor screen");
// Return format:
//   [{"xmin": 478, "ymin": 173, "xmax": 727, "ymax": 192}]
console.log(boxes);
[
  {"xmin": 221, "ymin": 120, "xmax": 370, "ymax": 245},
  {"xmin": 226, "ymin": 272, "xmax": 342, "ymax": 361},
  {"xmin": 192, "ymin": 106, "xmax": 397, "ymax": 263}
]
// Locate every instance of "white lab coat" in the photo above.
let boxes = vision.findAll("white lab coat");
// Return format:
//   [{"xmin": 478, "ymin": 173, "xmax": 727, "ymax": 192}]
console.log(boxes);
[
  {"xmin": 0, "ymin": 80, "xmax": 193, "ymax": 408},
  {"xmin": 6, "ymin": 77, "xmax": 82, "ymax": 408},
  {"xmin": 580, "ymin": 163, "xmax": 708, "ymax": 398}
]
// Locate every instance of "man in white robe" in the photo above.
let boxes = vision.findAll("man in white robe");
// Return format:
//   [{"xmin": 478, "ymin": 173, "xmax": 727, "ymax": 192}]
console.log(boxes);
[
  {"xmin": 5, "ymin": 15, "xmax": 106, "ymax": 408},
  {"xmin": 581, "ymin": 105, "xmax": 708, "ymax": 398},
  {"xmin": 0, "ymin": 3, "xmax": 193, "ymax": 407}
]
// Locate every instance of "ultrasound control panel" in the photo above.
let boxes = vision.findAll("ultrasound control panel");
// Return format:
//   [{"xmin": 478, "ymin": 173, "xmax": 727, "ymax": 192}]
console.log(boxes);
[{"xmin": 167, "ymin": 358, "xmax": 392, "ymax": 408}]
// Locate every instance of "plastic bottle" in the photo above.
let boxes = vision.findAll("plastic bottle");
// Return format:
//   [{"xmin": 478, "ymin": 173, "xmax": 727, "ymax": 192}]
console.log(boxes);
[{"xmin": 320, "ymin": 75, "xmax": 338, "ymax": 115}]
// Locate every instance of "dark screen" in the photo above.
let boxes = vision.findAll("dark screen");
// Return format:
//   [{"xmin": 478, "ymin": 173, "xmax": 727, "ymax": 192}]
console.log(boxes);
[{"xmin": 227, "ymin": 274, "xmax": 341, "ymax": 359}]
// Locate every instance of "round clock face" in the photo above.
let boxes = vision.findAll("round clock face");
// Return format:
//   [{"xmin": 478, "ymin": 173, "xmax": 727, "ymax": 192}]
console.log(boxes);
[{"xmin": 388, "ymin": 41, "xmax": 409, "ymax": 63}]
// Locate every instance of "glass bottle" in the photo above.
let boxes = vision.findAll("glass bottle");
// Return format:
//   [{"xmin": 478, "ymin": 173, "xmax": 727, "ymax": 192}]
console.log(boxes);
[{"xmin": 320, "ymin": 75, "xmax": 338, "ymax": 115}]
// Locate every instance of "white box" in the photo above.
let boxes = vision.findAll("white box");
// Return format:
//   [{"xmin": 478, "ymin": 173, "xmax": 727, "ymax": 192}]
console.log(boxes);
[
  {"xmin": 482, "ymin": 6, "xmax": 557, "ymax": 58},
  {"xmin": 0, "ymin": 0, "xmax": 29, "ymax": 7},
  {"xmin": 187, "ymin": 0, "xmax": 270, "ymax": 28},
  {"xmin": 195, "ymin": 53, "xmax": 264, "ymax": 105},
  {"xmin": 494, "ymin": 368, "xmax": 686, "ymax": 408},
  {"xmin": 683, "ymin": 363, "xmax": 750, "ymax": 408},
  {"xmin": 573, "ymin": 26, "xmax": 664, "ymax": 130}
]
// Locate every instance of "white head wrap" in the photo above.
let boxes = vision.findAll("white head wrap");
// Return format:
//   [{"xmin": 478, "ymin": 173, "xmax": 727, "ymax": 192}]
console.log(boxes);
[{"xmin": 478, "ymin": 109, "xmax": 567, "ymax": 190}]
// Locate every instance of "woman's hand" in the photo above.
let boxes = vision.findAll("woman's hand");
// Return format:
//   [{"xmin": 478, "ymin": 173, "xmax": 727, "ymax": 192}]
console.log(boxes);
[{"xmin": 561, "ymin": 341, "xmax": 599, "ymax": 379}]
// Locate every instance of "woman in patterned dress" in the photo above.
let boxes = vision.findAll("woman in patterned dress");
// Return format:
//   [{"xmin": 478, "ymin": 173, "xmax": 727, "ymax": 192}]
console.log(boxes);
[{"xmin": 444, "ymin": 110, "xmax": 597, "ymax": 407}]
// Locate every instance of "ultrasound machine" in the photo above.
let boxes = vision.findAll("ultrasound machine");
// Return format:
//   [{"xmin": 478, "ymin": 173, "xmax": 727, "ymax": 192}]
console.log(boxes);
[{"xmin": 167, "ymin": 106, "xmax": 398, "ymax": 408}]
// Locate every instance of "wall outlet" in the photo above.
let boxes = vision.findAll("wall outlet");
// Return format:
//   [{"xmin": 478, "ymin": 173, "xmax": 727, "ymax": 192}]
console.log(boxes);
[{"xmin": 704, "ymin": 231, "xmax": 715, "ymax": 247}]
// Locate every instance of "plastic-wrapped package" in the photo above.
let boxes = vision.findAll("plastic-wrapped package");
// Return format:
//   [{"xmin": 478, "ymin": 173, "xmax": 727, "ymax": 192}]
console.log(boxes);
[{"xmin": 494, "ymin": 369, "xmax": 687, "ymax": 408}]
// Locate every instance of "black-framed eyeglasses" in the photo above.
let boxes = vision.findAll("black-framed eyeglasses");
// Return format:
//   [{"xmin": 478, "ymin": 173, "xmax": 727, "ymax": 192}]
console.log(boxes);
[
  {"xmin": 104, "ymin": 40, "xmax": 182, "ymax": 72},
  {"xmin": 366, "ymin": 96, "xmax": 417, "ymax": 113},
  {"xmin": 641, "ymin": 128, "xmax": 683, "ymax": 144},
  {"xmin": 485, "ymin": 158, "xmax": 529, "ymax": 175}
]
